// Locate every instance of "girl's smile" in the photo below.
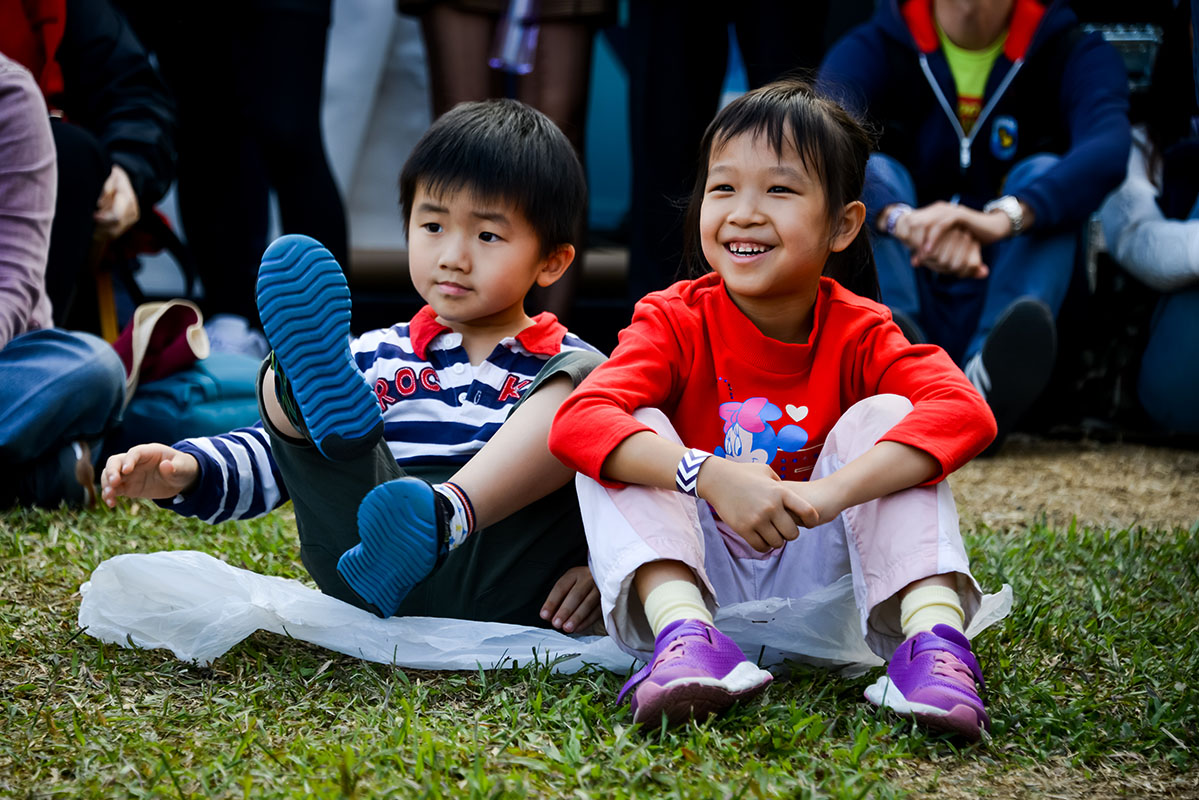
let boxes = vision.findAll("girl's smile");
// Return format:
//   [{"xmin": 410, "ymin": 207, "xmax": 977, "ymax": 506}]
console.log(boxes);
[{"xmin": 724, "ymin": 240, "xmax": 776, "ymax": 261}]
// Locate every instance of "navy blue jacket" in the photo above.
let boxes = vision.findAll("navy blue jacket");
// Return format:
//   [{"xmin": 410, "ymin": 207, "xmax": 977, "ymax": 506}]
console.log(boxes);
[{"xmin": 818, "ymin": 0, "xmax": 1130, "ymax": 232}]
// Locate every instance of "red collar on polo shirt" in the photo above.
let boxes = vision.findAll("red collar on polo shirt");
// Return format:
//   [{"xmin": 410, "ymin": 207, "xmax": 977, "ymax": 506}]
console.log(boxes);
[{"xmin": 408, "ymin": 306, "xmax": 568, "ymax": 360}]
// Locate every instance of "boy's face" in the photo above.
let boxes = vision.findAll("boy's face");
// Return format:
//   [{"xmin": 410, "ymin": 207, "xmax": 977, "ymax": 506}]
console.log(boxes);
[{"xmin": 407, "ymin": 184, "xmax": 570, "ymax": 332}]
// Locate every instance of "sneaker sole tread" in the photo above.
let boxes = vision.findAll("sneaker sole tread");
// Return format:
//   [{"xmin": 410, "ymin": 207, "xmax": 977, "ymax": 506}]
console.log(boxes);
[
  {"xmin": 337, "ymin": 478, "xmax": 440, "ymax": 617},
  {"xmin": 256, "ymin": 235, "xmax": 382, "ymax": 461}
]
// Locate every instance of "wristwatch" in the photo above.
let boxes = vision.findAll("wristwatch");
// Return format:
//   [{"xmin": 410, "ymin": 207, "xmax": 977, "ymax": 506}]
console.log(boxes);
[
  {"xmin": 883, "ymin": 203, "xmax": 913, "ymax": 236},
  {"xmin": 983, "ymin": 195, "xmax": 1025, "ymax": 235}
]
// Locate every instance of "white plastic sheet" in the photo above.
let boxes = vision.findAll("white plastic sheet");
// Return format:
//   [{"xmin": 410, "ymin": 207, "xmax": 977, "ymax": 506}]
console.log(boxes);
[{"xmin": 78, "ymin": 550, "xmax": 1012, "ymax": 676}]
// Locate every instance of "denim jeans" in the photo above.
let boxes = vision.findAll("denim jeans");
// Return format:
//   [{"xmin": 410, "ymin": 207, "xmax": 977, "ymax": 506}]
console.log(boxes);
[
  {"xmin": 0, "ymin": 329, "xmax": 125, "ymax": 502},
  {"xmin": 1137, "ymin": 193, "xmax": 1199, "ymax": 433},
  {"xmin": 864, "ymin": 153, "xmax": 1078, "ymax": 363}
]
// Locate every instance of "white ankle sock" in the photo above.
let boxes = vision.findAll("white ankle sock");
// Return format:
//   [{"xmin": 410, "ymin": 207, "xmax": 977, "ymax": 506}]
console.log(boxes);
[
  {"xmin": 643, "ymin": 580, "xmax": 713, "ymax": 637},
  {"xmin": 900, "ymin": 584, "xmax": 965, "ymax": 639},
  {"xmin": 432, "ymin": 482, "xmax": 474, "ymax": 550}
]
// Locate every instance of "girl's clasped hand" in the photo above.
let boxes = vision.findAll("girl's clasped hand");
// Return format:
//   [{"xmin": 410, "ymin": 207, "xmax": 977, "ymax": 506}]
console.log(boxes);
[{"xmin": 694, "ymin": 457, "xmax": 830, "ymax": 552}]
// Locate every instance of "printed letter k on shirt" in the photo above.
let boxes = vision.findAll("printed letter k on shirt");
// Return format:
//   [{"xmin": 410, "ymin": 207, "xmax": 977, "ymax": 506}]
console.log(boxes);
[{"xmin": 498, "ymin": 375, "xmax": 532, "ymax": 402}]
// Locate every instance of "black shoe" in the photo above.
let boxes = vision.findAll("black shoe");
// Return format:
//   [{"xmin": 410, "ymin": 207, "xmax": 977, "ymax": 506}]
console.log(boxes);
[{"xmin": 964, "ymin": 299, "xmax": 1056, "ymax": 455}]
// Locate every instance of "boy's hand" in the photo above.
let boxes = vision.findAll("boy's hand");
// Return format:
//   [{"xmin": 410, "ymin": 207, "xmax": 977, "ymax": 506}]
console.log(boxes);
[
  {"xmin": 540, "ymin": 566, "xmax": 600, "ymax": 634},
  {"xmin": 101, "ymin": 444, "xmax": 200, "ymax": 507},
  {"xmin": 698, "ymin": 458, "xmax": 839, "ymax": 553}
]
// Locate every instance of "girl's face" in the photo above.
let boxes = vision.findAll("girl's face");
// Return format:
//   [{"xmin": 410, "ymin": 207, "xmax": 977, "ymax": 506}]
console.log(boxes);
[{"xmin": 699, "ymin": 131, "xmax": 839, "ymax": 329}]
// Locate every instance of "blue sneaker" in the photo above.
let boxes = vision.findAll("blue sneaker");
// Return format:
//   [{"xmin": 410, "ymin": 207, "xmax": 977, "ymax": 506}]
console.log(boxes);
[
  {"xmin": 337, "ymin": 477, "xmax": 449, "ymax": 618},
  {"xmin": 618, "ymin": 619, "xmax": 773, "ymax": 727},
  {"xmin": 256, "ymin": 234, "xmax": 382, "ymax": 461}
]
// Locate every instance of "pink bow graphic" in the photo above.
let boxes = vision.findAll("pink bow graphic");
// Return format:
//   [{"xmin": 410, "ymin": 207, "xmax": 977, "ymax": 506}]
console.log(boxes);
[{"xmin": 718, "ymin": 397, "xmax": 770, "ymax": 433}]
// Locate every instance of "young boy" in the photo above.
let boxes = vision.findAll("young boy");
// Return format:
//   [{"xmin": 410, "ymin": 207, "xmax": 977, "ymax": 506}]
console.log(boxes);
[{"xmin": 101, "ymin": 100, "xmax": 606, "ymax": 631}]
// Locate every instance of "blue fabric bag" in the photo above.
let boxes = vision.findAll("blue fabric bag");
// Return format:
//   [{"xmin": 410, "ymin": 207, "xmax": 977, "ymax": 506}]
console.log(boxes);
[{"xmin": 103, "ymin": 352, "xmax": 262, "ymax": 456}]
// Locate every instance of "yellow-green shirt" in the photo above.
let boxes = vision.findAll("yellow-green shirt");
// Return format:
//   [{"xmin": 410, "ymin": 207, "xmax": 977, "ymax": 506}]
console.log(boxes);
[{"xmin": 938, "ymin": 25, "xmax": 1007, "ymax": 134}]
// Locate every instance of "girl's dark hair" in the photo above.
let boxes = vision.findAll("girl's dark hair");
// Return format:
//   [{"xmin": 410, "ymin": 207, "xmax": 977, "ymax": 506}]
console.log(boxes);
[
  {"xmin": 399, "ymin": 98, "xmax": 587, "ymax": 254},
  {"xmin": 682, "ymin": 77, "xmax": 880, "ymax": 300}
]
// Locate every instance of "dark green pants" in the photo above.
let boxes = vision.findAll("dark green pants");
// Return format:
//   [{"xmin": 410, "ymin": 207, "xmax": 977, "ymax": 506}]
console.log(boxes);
[{"xmin": 261, "ymin": 350, "xmax": 604, "ymax": 627}]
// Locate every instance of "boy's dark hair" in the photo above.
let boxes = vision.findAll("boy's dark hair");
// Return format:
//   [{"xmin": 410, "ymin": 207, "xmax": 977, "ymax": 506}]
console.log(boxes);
[
  {"xmin": 399, "ymin": 99, "xmax": 587, "ymax": 254},
  {"xmin": 682, "ymin": 77, "xmax": 880, "ymax": 300}
]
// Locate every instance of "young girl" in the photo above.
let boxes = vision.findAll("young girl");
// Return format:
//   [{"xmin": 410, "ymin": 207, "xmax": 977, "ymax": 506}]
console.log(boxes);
[{"xmin": 548, "ymin": 79, "xmax": 998, "ymax": 741}]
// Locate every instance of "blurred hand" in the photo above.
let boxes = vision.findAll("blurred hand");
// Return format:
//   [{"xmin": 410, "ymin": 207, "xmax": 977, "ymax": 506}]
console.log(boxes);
[
  {"xmin": 921, "ymin": 226, "xmax": 988, "ymax": 278},
  {"xmin": 918, "ymin": 200, "xmax": 1013, "ymax": 248},
  {"xmin": 540, "ymin": 565, "xmax": 601, "ymax": 633},
  {"xmin": 93, "ymin": 164, "xmax": 140, "ymax": 240},
  {"xmin": 892, "ymin": 201, "xmax": 1002, "ymax": 279}
]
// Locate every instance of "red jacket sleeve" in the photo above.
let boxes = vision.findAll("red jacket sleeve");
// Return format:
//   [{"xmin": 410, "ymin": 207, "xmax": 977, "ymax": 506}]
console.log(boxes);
[{"xmin": 550, "ymin": 293, "xmax": 690, "ymax": 485}]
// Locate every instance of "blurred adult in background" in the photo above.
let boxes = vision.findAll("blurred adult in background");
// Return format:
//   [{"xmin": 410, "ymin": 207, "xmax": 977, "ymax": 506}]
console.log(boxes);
[
  {"xmin": 118, "ymin": 0, "xmax": 347, "ymax": 357},
  {"xmin": 1100, "ymin": 0, "xmax": 1199, "ymax": 434},
  {"xmin": 400, "ymin": 0, "xmax": 613, "ymax": 152},
  {"xmin": 0, "ymin": 52, "xmax": 125, "ymax": 508},
  {"xmin": 625, "ymin": 1, "xmax": 839, "ymax": 307},
  {"xmin": 396, "ymin": 0, "xmax": 617, "ymax": 321},
  {"xmin": 0, "ymin": 0, "xmax": 176, "ymax": 334},
  {"xmin": 820, "ymin": 0, "xmax": 1130, "ymax": 451}
]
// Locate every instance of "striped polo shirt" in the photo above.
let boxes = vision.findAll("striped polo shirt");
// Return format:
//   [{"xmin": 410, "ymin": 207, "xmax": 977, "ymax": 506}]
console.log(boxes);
[{"xmin": 163, "ymin": 308, "xmax": 599, "ymax": 524}]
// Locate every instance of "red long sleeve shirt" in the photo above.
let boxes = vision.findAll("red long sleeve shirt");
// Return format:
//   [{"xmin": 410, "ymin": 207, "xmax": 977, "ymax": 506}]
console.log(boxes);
[{"xmin": 550, "ymin": 274, "xmax": 996, "ymax": 487}]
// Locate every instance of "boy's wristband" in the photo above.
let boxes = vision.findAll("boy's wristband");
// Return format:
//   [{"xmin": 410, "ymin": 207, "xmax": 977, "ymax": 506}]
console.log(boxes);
[
  {"xmin": 675, "ymin": 448, "xmax": 714, "ymax": 497},
  {"xmin": 884, "ymin": 203, "xmax": 913, "ymax": 236}
]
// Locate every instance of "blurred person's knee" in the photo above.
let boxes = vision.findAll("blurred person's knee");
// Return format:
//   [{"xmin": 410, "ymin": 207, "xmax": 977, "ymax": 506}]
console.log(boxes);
[
  {"xmin": 863, "ymin": 153, "xmax": 918, "ymax": 230},
  {"xmin": 1137, "ymin": 288, "xmax": 1199, "ymax": 434},
  {"xmin": 46, "ymin": 121, "xmax": 111, "ymax": 322},
  {"xmin": 77, "ymin": 330, "xmax": 126, "ymax": 391},
  {"xmin": 49, "ymin": 120, "xmax": 109, "ymax": 219}
]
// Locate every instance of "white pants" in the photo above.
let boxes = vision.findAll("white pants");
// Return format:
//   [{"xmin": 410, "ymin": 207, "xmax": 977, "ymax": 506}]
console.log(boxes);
[{"xmin": 577, "ymin": 395, "xmax": 982, "ymax": 662}]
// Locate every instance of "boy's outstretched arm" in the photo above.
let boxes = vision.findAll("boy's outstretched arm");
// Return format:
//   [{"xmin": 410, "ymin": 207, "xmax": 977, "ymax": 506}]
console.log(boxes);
[
  {"xmin": 101, "ymin": 443, "xmax": 199, "ymax": 506},
  {"xmin": 442, "ymin": 373, "xmax": 603, "ymax": 632}
]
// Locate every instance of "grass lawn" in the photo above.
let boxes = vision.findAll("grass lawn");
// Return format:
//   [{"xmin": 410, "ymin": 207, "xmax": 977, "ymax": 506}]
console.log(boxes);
[{"xmin": 2, "ymin": 500, "xmax": 1197, "ymax": 798}]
